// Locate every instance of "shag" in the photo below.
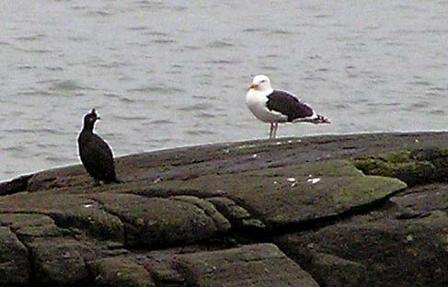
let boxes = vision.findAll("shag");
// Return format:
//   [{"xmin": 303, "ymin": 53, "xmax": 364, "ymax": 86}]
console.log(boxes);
[{"xmin": 78, "ymin": 109, "xmax": 120, "ymax": 185}]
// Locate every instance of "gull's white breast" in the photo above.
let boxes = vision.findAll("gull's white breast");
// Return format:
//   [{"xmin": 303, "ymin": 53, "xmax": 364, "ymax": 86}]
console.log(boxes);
[{"xmin": 246, "ymin": 89, "xmax": 287, "ymax": 123}]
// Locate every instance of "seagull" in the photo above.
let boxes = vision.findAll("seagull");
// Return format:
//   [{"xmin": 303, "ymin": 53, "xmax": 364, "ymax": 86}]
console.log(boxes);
[
  {"xmin": 246, "ymin": 75, "xmax": 330, "ymax": 139},
  {"xmin": 78, "ymin": 109, "xmax": 120, "ymax": 185}
]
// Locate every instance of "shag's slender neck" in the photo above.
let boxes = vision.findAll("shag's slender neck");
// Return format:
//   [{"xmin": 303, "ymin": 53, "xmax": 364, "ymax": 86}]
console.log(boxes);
[{"xmin": 82, "ymin": 121, "xmax": 95, "ymax": 133}]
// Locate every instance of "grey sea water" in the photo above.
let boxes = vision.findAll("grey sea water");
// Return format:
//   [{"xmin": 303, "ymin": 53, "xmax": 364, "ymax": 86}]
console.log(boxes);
[{"xmin": 1, "ymin": 1, "xmax": 447, "ymax": 181}]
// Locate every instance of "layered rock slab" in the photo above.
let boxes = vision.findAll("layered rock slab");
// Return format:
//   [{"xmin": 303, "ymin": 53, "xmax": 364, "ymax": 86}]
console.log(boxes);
[
  {"xmin": 0, "ymin": 191, "xmax": 231, "ymax": 249},
  {"xmin": 91, "ymin": 256, "xmax": 155, "ymax": 287},
  {"xmin": 18, "ymin": 132, "xmax": 448, "ymax": 193},
  {"xmin": 151, "ymin": 160, "xmax": 407, "ymax": 229},
  {"xmin": 89, "ymin": 243, "xmax": 319, "ymax": 287},
  {"xmin": 93, "ymin": 193, "xmax": 231, "ymax": 248},
  {"xmin": 29, "ymin": 237, "xmax": 95, "ymax": 286},
  {"xmin": 276, "ymin": 211, "xmax": 448, "ymax": 287},
  {"xmin": 173, "ymin": 243, "xmax": 319, "ymax": 287},
  {"xmin": 0, "ymin": 192, "xmax": 125, "ymax": 242}
]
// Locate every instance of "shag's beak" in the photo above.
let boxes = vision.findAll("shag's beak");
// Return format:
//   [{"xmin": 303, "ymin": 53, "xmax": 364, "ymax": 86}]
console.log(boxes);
[
  {"xmin": 96, "ymin": 116, "xmax": 101, "ymax": 120},
  {"xmin": 248, "ymin": 83, "xmax": 258, "ymax": 90}
]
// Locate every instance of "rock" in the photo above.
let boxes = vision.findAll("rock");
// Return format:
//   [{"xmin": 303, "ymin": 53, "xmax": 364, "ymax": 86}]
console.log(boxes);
[
  {"xmin": 0, "ymin": 213, "xmax": 68, "ymax": 240},
  {"xmin": 207, "ymin": 196, "xmax": 266, "ymax": 229},
  {"xmin": 153, "ymin": 160, "xmax": 407, "ymax": 229},
  {"xmin": 0, "ymin": 192, "xmax": 125, "ymax": 242},
  {"xmin": 28, "ymin": 237, "xmax": 94, "ymax": 286},
  {"xmin": 93, "ymin": 193, "xmax": 230, "ymax": 248},
  {"xmin": 354, "ymin": 147, "xmax": 448, "ymax": 186},
  {"xmin": 172, "ymin": 195, "xmax": 231, "ymax": 231},
  {"xmin": 91, "ymin": 256, "xmax": 155, "ymax": 287},
  {"xmin": 306, "ymin": 252, "xmax": 367, "ymax": 287},
  {"xmin": 1, "ymin": 132, "xmax": 448, "ymax": 286},
  {"xmin": 276, "ymin": 211, "xmax": 448, "ymax": 287},
  {"xmin": 27, "ymin": 165, "xmax": 86, "ymax": 191},
  {"xmin": 412, "ymin": 147, "xmax": 448, "ymax": 180},
  {"xmin": 0, "ymin": 174, "xmax": 31, "ymax": 196},
  {"xmin": 173, "ymin": 243, "xmax": 319, "ymax": 287},
  {"xmin": 0, "ymin": 227, "xmax": 30, "ymax": 286},
  {"xmin": 207, "ymin": 197, "xmax": 251, "ymax": 221},
  {"xmin": 138, "ymin": 255, "xmax": 186, "ymax": 286},
  {"xmin": 14, "ymin": 132, "xmax": 448, "ymax": 193},
  {"xmin": 391, "ymin": 183, "xmax": 448, "ymax": 215}
]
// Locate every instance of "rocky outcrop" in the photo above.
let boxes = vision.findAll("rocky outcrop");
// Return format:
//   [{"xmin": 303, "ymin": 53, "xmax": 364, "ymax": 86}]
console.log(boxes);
[{"xmin": 1, "ymin": 132, "xmax": 448, "ymax": 286}]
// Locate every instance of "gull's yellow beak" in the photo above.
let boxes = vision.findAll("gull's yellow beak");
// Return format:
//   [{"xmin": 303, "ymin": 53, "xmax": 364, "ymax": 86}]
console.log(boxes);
[{"xmin": 248, "ymin": 83, "xmax": 258, "ymax": 90}]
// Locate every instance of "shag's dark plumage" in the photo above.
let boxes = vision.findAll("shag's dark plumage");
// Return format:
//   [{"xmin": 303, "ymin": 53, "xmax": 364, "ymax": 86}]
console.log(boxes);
[{"xmin": 78, "ymin": 109, "xmax": 119, "ymax": 184}]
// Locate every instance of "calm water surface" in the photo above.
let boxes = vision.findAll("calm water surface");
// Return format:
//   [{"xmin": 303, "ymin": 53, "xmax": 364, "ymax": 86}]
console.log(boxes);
[{"xmin": 1, "ymin": 1, "xmax": 447, "ymax": 181}]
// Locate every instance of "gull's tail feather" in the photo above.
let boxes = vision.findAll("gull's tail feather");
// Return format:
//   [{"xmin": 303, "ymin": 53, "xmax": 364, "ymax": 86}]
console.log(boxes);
[
  {"xmin": 314, "ymin": 114, "xmax": 331, "ymax": 124},
  {"xmin": 293, "ymin": 113, "xmax": 331, "ymax": 124}
]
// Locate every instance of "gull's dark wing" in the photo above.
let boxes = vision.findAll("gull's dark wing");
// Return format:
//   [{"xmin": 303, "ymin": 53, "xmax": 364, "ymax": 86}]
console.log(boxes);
[{"xmin": 266, "ymin": 90, "xmax": 314, "ymax": 122}]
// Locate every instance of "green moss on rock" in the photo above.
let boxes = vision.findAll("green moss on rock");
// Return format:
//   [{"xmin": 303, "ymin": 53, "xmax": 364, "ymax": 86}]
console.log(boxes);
[
  {"xmin": 353, "ymin": 148, "xmax": 448, "ymax": 186},
  {"xmin": 335, "ymin": 176, "xmax": 407, "ymax": 205},
  {"xmin": 382, "ymin": 150, "xmax": 412, "ymax": 163},
  {"xmin": 152, "ymin": 160, "xmax": 407, "ymax": 228},
  {"xmin": 93, "ymin": 193, "xmax": 228, "ymax": 248}
]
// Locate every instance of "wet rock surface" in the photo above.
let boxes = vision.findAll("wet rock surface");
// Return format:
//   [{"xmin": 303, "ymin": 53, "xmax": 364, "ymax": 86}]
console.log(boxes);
[
  {"xmin": 1, "ymin": 132, "xmax": 448, "ymax": 286},
  {"xmin": 172, "ymin": 243, "xmax": 319, "ymax": 287}
]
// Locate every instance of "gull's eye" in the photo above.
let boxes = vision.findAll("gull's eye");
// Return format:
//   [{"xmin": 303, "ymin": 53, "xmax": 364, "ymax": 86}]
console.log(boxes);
[{"xmin": 260, "ymin": 80, "xmax": 266, "ymax": 83}]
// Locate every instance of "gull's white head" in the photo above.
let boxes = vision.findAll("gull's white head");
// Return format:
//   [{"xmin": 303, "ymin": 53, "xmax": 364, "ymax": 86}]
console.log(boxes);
[{"xmin": 248, "ymin": 75, "xmax": 272, "ymax": 91}]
